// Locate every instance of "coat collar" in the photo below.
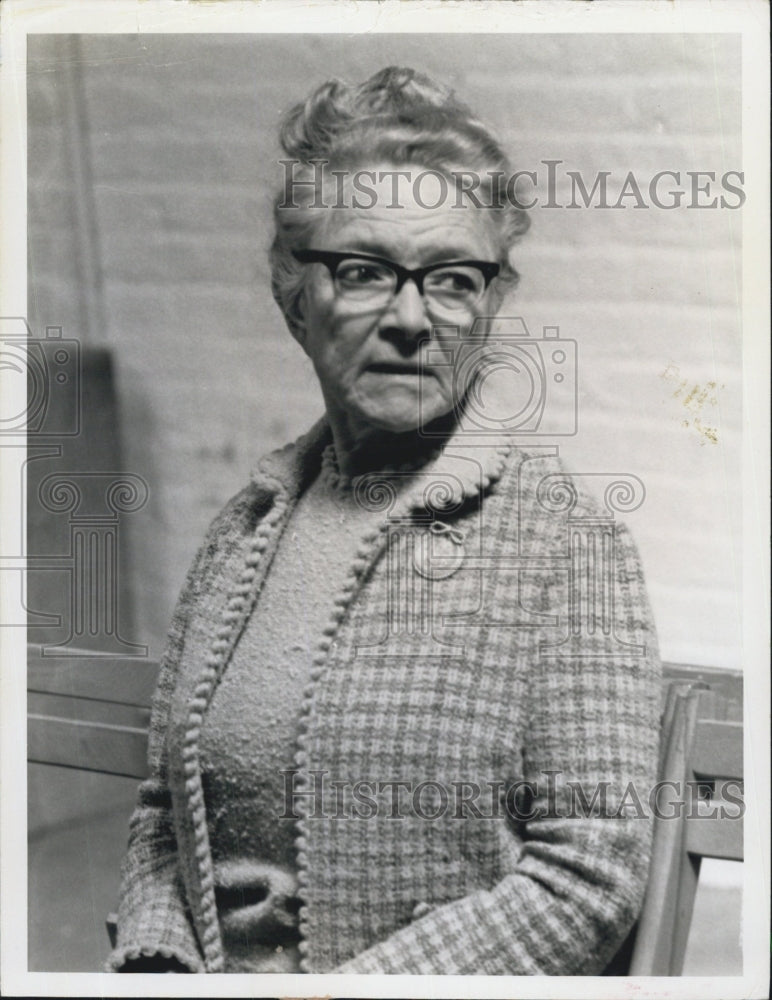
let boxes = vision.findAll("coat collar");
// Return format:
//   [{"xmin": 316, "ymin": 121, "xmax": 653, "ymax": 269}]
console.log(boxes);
[
  {"xmin": 251, "ymin": 416, "xmax": 332, "ymax": 501},
  {"xmin": 250, "ymin": 414, "xmax": 513, "ymax": 518}
]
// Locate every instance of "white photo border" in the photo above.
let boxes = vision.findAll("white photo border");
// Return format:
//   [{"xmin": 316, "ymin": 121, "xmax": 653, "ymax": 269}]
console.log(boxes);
[{"xmin": 1, "ymin": 1, "xmax": 769, "ymax": 998}]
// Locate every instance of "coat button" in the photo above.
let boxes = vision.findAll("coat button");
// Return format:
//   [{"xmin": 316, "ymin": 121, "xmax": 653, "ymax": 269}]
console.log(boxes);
[{"xmin": 412, "ymin": 901, "xmax": 431, "ymax": 920}]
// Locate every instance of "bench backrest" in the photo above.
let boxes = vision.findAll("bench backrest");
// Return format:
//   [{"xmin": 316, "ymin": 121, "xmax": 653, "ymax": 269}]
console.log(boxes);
[
  {"xmin": 27, "ymin": 646, "xmax": 158, "ymax": 779},
  {"xmin": 627, "ymin": 680, "xmax": 743, "ymax": 975}
]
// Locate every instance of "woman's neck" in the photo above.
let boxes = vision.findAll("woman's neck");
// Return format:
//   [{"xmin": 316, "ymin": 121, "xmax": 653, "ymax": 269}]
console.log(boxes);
[{"xmin": 328, "ymin": 410, "xmax": 458, "ymax": 479}]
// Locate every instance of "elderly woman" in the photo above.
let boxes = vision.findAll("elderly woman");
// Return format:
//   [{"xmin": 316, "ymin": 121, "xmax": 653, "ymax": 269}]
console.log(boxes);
[{"xmin": 110, "ymin": 66, "xmax": 660, "ymax": 976}]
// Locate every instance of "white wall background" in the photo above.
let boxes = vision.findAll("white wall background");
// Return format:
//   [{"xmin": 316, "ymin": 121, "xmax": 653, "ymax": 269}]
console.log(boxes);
[{"xmin": 27, "ymin": 32, "xmax": 742, "ymax": 667}]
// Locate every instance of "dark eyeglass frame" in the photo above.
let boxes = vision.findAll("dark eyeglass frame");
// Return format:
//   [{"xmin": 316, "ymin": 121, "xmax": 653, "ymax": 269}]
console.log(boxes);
[{"xmin": 292, "ymin": 249, "xmax": 501, "ymax": 296}]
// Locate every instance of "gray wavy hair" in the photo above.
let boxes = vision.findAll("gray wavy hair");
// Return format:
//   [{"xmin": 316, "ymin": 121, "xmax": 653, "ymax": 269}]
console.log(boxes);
[{"xmin": 269, "ymin": 66, "xmax": 530, "ymax": 335}]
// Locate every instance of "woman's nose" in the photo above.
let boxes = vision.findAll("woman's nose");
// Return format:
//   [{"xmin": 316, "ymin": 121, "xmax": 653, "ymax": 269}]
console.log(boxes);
[{"xmin": 384, "ymin": 278, "xmax": 431, "ymax": 340}]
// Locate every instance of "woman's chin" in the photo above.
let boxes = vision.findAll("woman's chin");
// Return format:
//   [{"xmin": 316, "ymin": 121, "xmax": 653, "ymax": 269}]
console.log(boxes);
[
  {"xmin": 357, "ymin": 408, "xmax": 451, "ymax": 438},
  {"xmin": 349, "ymin": 392, "xmax": 455, "ymax": 438}
]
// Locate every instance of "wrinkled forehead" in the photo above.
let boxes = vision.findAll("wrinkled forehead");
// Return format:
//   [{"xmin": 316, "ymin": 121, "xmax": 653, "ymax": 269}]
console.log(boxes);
[{"xmin": 301, "ymin": 163, "xmax": 501, "ymax": 262}]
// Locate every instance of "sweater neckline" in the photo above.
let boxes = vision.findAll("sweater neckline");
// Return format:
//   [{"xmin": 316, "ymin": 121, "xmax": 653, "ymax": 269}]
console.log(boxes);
[
  {"xmin": 318, "ymin": 441, "xmax": 444, "ymax": 495},
  {"xmin": 252, "ymin": 416, "xmax": 514, "ymax": 517}
]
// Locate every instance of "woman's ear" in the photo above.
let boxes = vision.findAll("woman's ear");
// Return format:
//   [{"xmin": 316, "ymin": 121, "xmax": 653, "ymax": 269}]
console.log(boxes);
[
  {"xmin": 489, "ymin": 275, "xmax": 511, "ymax": 314},
  {"xmin": 473, "ymin": 286, "xmax": 506, "ymax": 342},
  {"xmin": 289, "ymin": 317, "xmax": 307, "ymax": 348},
  {"xmin": 288, "ymin": 289, "xmax": 308, "ymax": 348}
]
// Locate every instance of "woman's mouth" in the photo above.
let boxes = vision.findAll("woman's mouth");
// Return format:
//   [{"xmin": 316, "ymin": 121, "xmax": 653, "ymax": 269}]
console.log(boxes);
[{"xmin": 366, "ymin": 361, "xmax": 426, "ymax": 376}]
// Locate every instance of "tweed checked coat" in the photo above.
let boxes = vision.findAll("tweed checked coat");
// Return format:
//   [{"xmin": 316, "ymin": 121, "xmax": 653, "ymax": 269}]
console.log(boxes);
[{"xmin": 110, "ymin": 417, "xmax": 661, "ymax": 975}]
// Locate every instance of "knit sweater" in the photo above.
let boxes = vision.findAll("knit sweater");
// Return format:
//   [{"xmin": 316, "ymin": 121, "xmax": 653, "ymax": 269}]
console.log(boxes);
[
  {"xmin": 110, "ymin": 416, "xmax": 661, "ymax": 975},
  {"xmin": 198, "ymin": 457, "xmax": 398, "ymax": 972}
]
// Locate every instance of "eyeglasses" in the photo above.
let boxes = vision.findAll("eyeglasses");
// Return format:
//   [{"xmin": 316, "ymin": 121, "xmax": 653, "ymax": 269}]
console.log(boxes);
[{"xmin": 292, "ymin": 249, "xmax": 500, "ymax": 313}]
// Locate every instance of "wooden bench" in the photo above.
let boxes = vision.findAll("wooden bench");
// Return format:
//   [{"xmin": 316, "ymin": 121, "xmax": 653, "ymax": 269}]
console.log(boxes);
[
  {"xmin": 627, "ymin": 675, "xmax": 743, "ymax": 975},
  {"xmin": 27, "ymin": 645, "xmax": 743, "ymax": 974},
  {"xmin": 28, "ymin": 646, "xmax": 158, "ymax": 780}
]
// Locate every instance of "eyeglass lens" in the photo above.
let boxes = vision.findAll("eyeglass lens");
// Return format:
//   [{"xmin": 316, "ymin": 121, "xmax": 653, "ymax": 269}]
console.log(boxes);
[{"xmin": 334, "ymin": 259, "xmax": 488, "ymax": 311}]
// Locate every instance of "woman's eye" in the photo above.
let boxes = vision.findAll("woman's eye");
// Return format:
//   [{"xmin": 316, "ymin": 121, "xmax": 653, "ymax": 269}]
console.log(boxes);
[
  {"xmin": 337, "ymin": 263, "xmax": 390, "ymax": 285},
  {"xmin": 431, "ymin": 270, "xmax": 478, "ymax": 294}
]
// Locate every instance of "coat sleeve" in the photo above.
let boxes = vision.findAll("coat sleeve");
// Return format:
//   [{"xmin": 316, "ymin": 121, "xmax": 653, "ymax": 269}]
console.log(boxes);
[
  {"xmin": 336, "ymin": 520, "xmax": 662, "ymax": 976},
  {"xmin": 106, "ymin": 526, "xmax": 218, "ymax": 973}
]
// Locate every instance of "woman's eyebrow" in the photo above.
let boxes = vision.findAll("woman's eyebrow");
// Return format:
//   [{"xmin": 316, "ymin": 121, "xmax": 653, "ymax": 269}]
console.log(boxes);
[
  {"xmin": 327, "ymin": 240, "xmax": 489, "ymax": 263},
  {"xmin": 327, "ymin": 238, "xmax": 395, "ymax": 258},
  {"xmin": 423, "ymin": 248, "xmax": 489, "ymax": 263}
]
